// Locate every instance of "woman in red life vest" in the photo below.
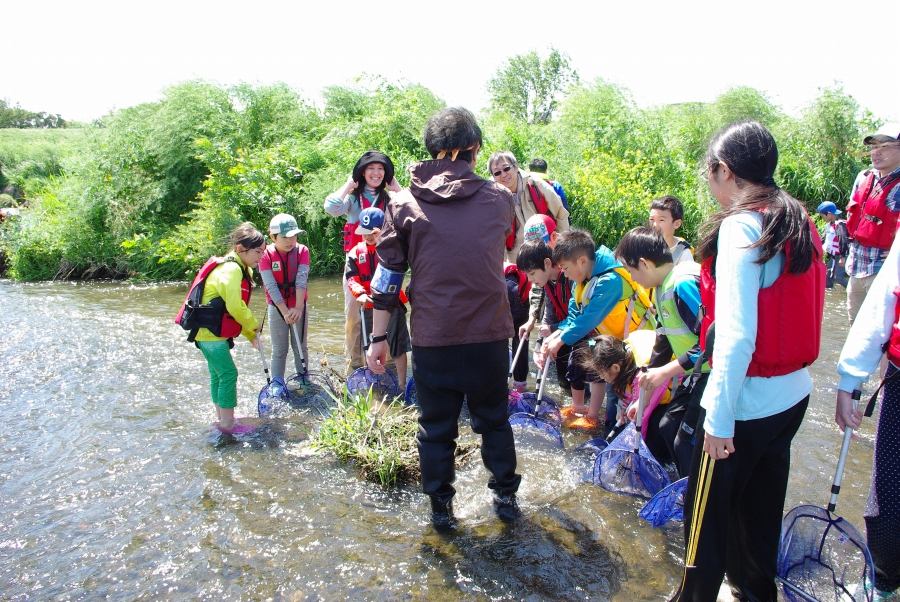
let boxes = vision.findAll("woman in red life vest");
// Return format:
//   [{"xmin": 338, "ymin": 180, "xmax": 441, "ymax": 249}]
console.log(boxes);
[
  {"xmin": 836, "ymin": 230, "xmax": 900, "ymax": 598},
  {"xmin": 191, "ymin": 223, "xmax": 265, "ymax": 432},
  {"xmin": 324, "ymin": 151, "xmax": 402, "ymax": 369},
  {"xmin": 258, "ymin": 213, "xmax": 310, "ymax": 380},
  {"xmin": 486, "ymin": 150, "xmax": 569, "ymax": 264},
  {"xmin": 670, "ymin": 122, "xmax": 824, "ymax": 602}
]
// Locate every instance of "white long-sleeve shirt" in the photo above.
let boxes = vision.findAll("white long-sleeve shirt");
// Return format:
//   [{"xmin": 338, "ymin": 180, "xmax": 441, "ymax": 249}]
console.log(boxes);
[
  {"xmin": 700, "ymin": 213, "xmax": 814, "ymax": 438},
  {"xmin": 837, "ymin": 232, "xmax": 900, "ymax": 392}
]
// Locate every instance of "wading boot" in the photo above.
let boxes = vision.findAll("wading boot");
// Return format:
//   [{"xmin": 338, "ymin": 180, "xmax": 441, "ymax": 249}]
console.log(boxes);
[
  {"xmin": 430, "ymin": 496, "xmax": 456, "ymax": 533},
  {"xmin": 493, "ymin": 493, "xmax": 521, "ymax": 523}
]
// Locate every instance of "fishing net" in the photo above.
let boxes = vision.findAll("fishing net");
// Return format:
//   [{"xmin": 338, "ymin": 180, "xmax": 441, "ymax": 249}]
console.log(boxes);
[
  {"xmin": 777, "ymin": 504, "xmax": 875, "ymax": 602},
  {"xmin": 639, "ymin": 477, "xmax": 687, "ymax": 527},
  {"xmin": 346, "ymin": 367, "xmax": 401, "ymax": 401},
  {"xmin": 405, "ymin": 376, "xmax": 418, "ymax": 407},
  {"xmin": 509, "ymin": 411, "xmax": 565, "ymax": 448},
  {"xmin": 508, "ymin": 391, "xmax": 535, "ymax": 415},
  {"xmin": 258, "ymin": 376, "xmax": 291, "ymax": 418},
  {"xmin": 286, "ymin": 370, "xmax": 337, "ymax": 409},
  {"xmin": 593, "ymin": 423, "xmax": 670, "ymax": 499},
  {"xmin": 568, "ymin": 437, "xmax": 609, "ymax": 483}
]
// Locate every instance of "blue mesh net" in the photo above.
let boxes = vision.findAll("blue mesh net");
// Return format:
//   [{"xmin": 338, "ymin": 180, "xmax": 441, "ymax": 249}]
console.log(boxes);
[
  {"xmin": 639, "ymin": 477, "xmax": 687, "ymax": 527},
  {"xmin": 509, "ymin": 412, "xmax": 564, "ymax": 448},
  {"xmin": 569, "ymin": 437, "xmax": 609, "ymax": 483},
  {"xmin": 285, "ymin": 370, "xmax": 336, "ymax": 409},
  {"xmin": 508, "ymin": 391, "xmax": 535, "ymax": 415},
  {"xmin": 777, "ymin": 504, "xmax": 875, "ymax": 602},
  {"xmin": 536, "ymin": 397, "xmax": 562, "ymax": 427},
  {"xmin": 405, "ymin": 377, "xmax": 418, "ymax": 406},
  {"xmin": 258, "ymin": 376, "xmax": 291, "ymax": 418},
  {"xmin": 346, "ymin": 367, "xmax": 401, "ymax": 400},
  {"xmin": 593, "ymin": 423, "xmax": 670, "ymax": 499}
]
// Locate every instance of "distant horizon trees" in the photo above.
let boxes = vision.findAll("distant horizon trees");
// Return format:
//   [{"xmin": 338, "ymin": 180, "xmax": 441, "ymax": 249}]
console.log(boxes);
[{"xmin": 0, "ymin": 99, "xmax": 67, "ymax": 129}]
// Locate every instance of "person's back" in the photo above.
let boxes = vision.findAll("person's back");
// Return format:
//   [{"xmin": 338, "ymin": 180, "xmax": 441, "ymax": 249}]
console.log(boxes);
[{"xmin": 380, "ymin": 161, "xmax": 514, "ymax": 346}]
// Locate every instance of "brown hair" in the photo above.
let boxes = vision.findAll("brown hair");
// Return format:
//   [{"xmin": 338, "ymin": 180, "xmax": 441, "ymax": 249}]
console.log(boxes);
[
  {"xmin": 231, "ymin": 222, "xmax": 265, "ymax": 251},
  {"xmin": 578, "ymin": 334, "xmax": 639, "ymax": 398}
]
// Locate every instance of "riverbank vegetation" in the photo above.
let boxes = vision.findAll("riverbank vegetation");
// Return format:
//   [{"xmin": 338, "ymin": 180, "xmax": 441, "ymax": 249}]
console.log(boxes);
[{"xmin": 0, "ymin": 55, "xmax": 884, "ymax": 281}]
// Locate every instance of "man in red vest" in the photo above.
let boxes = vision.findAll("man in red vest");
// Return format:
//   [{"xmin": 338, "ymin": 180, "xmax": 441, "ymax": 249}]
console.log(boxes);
[{"xmin": 845, "ymin": 123, "xmax": 900, "ymax": 323}]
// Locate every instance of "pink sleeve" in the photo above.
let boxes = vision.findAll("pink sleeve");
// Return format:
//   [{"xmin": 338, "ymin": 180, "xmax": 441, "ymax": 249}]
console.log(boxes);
[
  {"xmin": 298, "ymin": 245, "xmax": 310, "ymax": 265},
  {"xmin": 257, "ymin": 246, "xmax": 274, "ymax": 273},
  {"xmin": 640, "ymin": 379, "xmax": 672, "ymax": 435}
]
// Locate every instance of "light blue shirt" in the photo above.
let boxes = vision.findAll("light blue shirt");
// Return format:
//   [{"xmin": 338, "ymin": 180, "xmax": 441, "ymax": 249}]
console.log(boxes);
[{"xmin": 700, "ymin": 213, "xmax": 813, "ymax": 438}]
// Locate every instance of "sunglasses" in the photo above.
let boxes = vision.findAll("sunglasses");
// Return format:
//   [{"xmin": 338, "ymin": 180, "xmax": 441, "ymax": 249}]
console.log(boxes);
[{"xmin": 492, "ymin": 165, "xmax": 514, "ymax": 177}]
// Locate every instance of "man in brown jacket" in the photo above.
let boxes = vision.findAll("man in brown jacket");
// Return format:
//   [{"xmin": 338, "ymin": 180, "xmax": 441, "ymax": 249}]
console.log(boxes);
[{"xmin": 366, "ymin": 107, "xmax": 522, "ymax": 531}]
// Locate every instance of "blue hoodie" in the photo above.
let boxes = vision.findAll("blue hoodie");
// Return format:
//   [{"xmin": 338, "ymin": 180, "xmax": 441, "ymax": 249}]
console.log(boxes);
[{"xmin": 557, "ymin": 246, "xmax": 627, "ymax": 345}]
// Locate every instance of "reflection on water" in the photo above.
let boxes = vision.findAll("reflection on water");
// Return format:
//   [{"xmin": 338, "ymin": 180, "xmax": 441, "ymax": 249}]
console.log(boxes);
[{"xmin": 0, "ymin": 279, "xmax": 873, "ymax": 600}]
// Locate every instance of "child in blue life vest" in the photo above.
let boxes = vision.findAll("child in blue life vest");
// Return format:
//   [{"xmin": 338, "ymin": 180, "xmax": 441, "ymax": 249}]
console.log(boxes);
[
  {"xmin": 345, "ymin": 207, "xmax": 410, "ymax": 382},
  {"xmin": 258, "ymin": 213, "xmax": 310, "ymax": 380},
  {"xmin": 615, "ymin": 226, "xmax": 709, "ymax": 478},
  {"xmin": 539, "ymin": 229, "xmax": 656, "ymax": 430},
  {"xmin": 517, "ymin": 240, "xmax": 573, "ymax": 391},
  {"xmin": 649, "ymin": 195, "xmax": 693, "ymax": 266},
  {"xmin": 580, "ymin": 332, "xmax": 673, "ymax": 460},
  {"xmin": 817, "ymin": 201, "xmax": 849, "ymax": 289},
  {"xmin": 190, "ymin": 223, "xmax": 265, "ymax": 431}
]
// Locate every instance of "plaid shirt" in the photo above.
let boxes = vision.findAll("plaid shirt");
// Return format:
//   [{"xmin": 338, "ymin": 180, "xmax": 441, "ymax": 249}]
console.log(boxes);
[{"xmin": 845, "ymin": 166, "xmax": 900, "ymax": 278}]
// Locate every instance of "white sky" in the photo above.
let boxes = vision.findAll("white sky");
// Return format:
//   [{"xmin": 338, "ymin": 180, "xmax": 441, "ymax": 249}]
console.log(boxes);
[{"xmin": 4, "ymin": 0, "xmax": 897, "ymax": 124}]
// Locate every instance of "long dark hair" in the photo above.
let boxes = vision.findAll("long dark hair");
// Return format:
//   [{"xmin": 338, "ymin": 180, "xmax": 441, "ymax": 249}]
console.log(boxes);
[
  {"xmin": 696, "ymin": 121, "xmax": 815, "ymax": 274},
  {"xmin": 350, "ymin": 151, "xmax": 394, "ymax": 208},
  {"xmin": 579, "ymin": 335, "xmax": 638, "ymax": 398}
]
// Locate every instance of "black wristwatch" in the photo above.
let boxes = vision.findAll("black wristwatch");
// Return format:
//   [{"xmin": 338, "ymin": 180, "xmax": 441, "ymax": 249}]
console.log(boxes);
[{"xmin": 371, "ymin": 334, "xmax": 388, "ymax": 343}]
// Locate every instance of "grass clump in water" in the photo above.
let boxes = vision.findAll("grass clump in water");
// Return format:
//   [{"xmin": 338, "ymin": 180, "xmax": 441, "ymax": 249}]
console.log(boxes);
[
  {"xmin": 312, "ymin": 387, "xmax": 421, "ymax": 487},
  {"xmin": 312, "ymin": 387, "xmax": 479, "ymax": 487}
]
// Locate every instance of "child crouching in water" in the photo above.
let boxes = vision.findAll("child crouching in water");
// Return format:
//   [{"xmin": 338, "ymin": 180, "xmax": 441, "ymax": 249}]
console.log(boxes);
[
  {"xmin": 580, "ymin": 333, "xmax": 674, "ymax": 463},
  {"xmin": 346, "ymin": 207, "xmax": 410, "ymax": 382},
  {"xmin": 192, "ymin": 223, "xmax": 265, "ymax": 430},
  {"xmin": 258, "ymin": 213, "xmax": 310, "ymax": 379}
]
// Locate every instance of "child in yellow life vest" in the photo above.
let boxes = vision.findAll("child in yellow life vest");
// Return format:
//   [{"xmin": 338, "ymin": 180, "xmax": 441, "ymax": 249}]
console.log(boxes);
[
  {"xmin": 615, "ymin": 226, "xmax": 710, "ymax": 478},
  {"xmin": 539, "ymin": 229, "xmax": 655, "ymax": 429},
  {"xmin": 345, "ymin": 207, "xmax": 410, "ymax": 382},
  {"xmin": 580, "ymin": 331, "xmax": 674, "ymax": 464},
  {"xmin": 190, "ymin": 223, "xmax": 265, "ymax": 432}
]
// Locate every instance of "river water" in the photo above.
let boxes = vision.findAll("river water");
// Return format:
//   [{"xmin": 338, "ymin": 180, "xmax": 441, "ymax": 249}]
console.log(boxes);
[{"xmin": 0, "ymin": 278, "xmax": 876, "ymax": 601}]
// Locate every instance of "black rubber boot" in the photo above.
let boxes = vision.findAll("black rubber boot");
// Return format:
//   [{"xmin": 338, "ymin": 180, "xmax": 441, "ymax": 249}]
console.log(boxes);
[
  {"xmin": 430, "ymin": 496, "xmax": 457, "ymax": 533},
  {"xmin": 493, "ymin": 493, "xmax": 521, "ymax": 523}
]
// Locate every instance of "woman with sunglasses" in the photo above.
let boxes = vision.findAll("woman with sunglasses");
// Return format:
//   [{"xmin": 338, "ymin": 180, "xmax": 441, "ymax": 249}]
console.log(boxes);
[
  {"xmin": 670, "ymin": 121, "xmax": 824, "ymax": 602},
  {"xmin": 487, "ymin": 150, "xmax": 569, "ymax": 264}
]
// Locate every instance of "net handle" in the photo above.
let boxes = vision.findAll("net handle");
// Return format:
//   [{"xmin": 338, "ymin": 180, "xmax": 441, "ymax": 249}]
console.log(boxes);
[
  {"xmin": 255, "ymin": 332, "xmax": 271, "ymax": 385},
  {"xmin": 633, "ymin": 373, "xmax": 648, "ymax": 453},
  {"xmin": 359, "ymin": 305, "xmax": 370, "ymax": 358},
  {"xmin": 535, "ymin": 356, "xmax": 552, "ymax": 411},
  {"xmin": 828, "ymin": 391, "xmax": 859, "ymax": 512},
  {"xmin": 509, "ymin": 332, "xmax": 529, "ymax": 380},
  {"xmin": 290, "ymin": 320, "xmax": 307, "ymax": 375}
]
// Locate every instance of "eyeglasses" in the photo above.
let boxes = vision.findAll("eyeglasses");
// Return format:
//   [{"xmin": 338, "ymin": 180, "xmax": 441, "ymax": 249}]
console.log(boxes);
[
  {"xmin": 868, "ymin": 142, "xmax": 900, "ymax": 152},
  {"xmin": 492, "ymin": 165, "xmax": 514, "ymax": 177}
]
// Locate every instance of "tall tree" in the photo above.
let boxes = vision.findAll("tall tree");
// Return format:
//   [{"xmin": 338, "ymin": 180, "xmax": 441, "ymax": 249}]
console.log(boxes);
[{"xmin": 487, "ymin": 48, "xmax": 578, "ymax": 124}]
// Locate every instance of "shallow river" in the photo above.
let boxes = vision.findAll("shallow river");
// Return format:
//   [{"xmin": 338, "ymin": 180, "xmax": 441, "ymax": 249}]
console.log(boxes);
[{"xmin": 0, "ymin": 278, "xmax": 876, "ymax": 600}]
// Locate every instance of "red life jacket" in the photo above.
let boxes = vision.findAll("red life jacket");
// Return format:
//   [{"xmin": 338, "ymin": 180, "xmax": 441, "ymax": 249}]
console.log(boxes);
[
  {"xmin": 505, "ymin": 178, "xmax": 551, "ymax": 251},
  {"xmin": 504, "ymin": 262, "xmax": 532, "ymax": 303},
  {"xmin": 886, "ymin": 287, "xmax": 900, "ymax": 366},
  {"xmin": 175, "ymin": 256, "xmax": 252, "ymax": 342},
  {"xmin": 264, "ymin": 244, "xmax": 300, "ymax": 308},
  {"xmin": 342, "ymin": 193, "xmax": 383, "ymax": 253},
  {"xmin": 545, "ymin": 271, "xmax": 571, "ymax": 322},
  {"xmin": 699, "ymin": 218, "xmax": 825, "ymax": 378},
  {"xmin": 846, "ymin": 170, "xmax": 900, "ymax": 251}
]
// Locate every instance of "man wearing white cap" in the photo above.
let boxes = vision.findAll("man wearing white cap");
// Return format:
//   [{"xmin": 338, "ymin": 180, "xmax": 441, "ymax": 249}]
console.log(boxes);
[{"xmin": 845, "ymin": 123, "xmax": 900, "ymax": 323}]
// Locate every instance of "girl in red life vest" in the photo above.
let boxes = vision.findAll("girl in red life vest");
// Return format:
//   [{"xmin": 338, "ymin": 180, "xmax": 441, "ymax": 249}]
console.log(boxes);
[
  {"xmin": 323, "ymin": 151, "xmax": 402, "ymax": 370},
  {"xmin": 258, "ymin": 213, "xmax": 310, "ymax": 380},
  {"xmin": 192, "ymin": 223, "xmax": 265, "ymax": 432},
  {"xmin": 670, "ymin": 122, "xmax": 824, "ymax": 602}
]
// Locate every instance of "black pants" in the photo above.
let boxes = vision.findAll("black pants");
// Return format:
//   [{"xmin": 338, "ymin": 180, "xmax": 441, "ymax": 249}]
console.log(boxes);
[
  {"xmin": 671, "ymin": 397, "xmax": 808, "ymax": 602},
  {"xmin": 657, "ymin": 373, "xmax": 710, "ymax": 479},
  {"xmin": 867, "ymin": 363, "xmax": 900, "ymax": 592},
  {"xmin": 510, "ymin": 315, "xmax": 529, "ymax": 383},
  {"xmin": 412, "ymin": 339, "xmax": 521, "ymax": 501}
]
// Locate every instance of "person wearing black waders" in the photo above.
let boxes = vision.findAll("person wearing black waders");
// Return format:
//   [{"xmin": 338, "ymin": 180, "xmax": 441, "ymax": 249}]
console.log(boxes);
[
  {"xmin": 670, "ymin": 121, "xmax": 825, "ymax": 602},
  {"xmin": 836, "ymin": 231, "xmax": 900, "ymax": 600},
  {"xmin": 365, "ymin": 107, "xmax": 522, "ymax": 532}
]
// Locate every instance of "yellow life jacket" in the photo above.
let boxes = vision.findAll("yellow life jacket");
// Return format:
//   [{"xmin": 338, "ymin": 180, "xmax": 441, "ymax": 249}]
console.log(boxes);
[{"xmin": 573, "ymin": 266, "xmax": 656, "ymax": 340}]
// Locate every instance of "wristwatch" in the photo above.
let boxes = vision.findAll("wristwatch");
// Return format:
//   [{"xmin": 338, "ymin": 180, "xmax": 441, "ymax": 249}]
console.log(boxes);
[{"xmin": 371, "ymin": 334, "xmax": 388, "ymax": 343}]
